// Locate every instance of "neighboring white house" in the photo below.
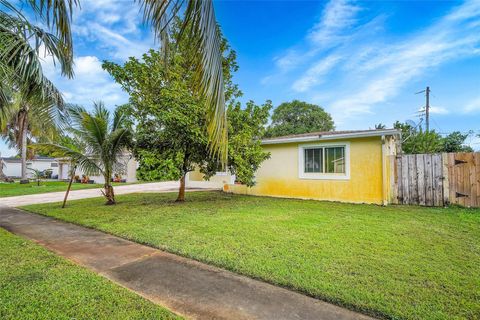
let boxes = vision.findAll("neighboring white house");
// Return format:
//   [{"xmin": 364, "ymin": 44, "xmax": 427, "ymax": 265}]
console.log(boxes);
[
  {"xmin": 56, "ymin": 154, "xmax": 138, "ymax": 183},
  {"xmin": 0, "ymin": 156, "xmax": 60, "ymax": 178}
]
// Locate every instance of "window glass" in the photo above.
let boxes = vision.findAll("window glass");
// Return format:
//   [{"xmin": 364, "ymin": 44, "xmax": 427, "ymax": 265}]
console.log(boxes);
[
  {"xmin": 304, "ymin": 148, "xmax": 323, "ymax": 173},
  {"xmin": 325, "ymin": 147, "xmax": 345, "ymax": 173}
]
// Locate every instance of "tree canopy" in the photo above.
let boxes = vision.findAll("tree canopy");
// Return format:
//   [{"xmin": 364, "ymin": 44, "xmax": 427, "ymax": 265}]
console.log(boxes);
[
  {"xmin": 103, "ymin": 22, "xmax": 270, "ymax": 201},
  {"xmin": 265, "ymin": 100, "xmax": 334, "ymax": 138},
  {"xmin": 394, "ymin": 121, "xmax": 473, "ymax": 154},
  {"xmin": 1, "ymin": 0, "xmax": 228, "ymax": 160}
]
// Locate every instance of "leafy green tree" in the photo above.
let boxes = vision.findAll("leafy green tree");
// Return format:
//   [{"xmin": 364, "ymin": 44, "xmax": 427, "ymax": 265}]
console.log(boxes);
[
  {"xmin": 394, "ymin": 121, "xmax": 442, "ymax": 154},
  {"xmin": 394, "ymin": 121, "xmax": 473, "ymax": 154},
  {"xmin": 2, "ymin": 1, "xmax": 227, "ymax": 160},
  {"xmin": 104, "ymin": 22, "xmax": 269, "ymax": 201},
  {"xmin": 208, "ymin": 100, "xmax": 271, "ymax": 187},
  {"xmin": 374, "ymin": 123, "xmax": 386, "ymax": 129},
  {"xmin": 265, "ymin": 100, "xmax": 334, "ymax": 138},
  {"xmin": 138, "ymin": 1, "xmax": 229, "ymax": 158},
  {"xmin": 442, "ymin": 131, "xmax": 473, "ymax": 152}
]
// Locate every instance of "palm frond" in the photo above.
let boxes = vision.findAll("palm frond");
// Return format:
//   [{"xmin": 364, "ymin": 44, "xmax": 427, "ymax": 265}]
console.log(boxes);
[
  {"xmin": 107, "ymin": 128, "xmax": 131, "ymax": 161},
  {"xmin": 182, "ymin": 0, "xmax": 227, "ymax": 163},
  {"xmin": 33, "ymin": 142, "xmax": 102, "ymax": 176},
  {"xmin": 65, "ymin": 104, "xmax": 87, "ymax": 127},
  {"xmin": 0, "ymin": 11, "xmax": 74, "ymax": 80},
  {"xmin": 27, "ymin": 0, "xmax": 79, "ymax": 57},
  {"xmin": 138, "ymin": 0, "xmax": 227, "ymax": 164}
]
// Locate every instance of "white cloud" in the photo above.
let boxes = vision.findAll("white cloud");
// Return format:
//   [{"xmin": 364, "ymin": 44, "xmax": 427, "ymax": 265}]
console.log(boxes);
[
  {"xmin": 413, "ymin": 106, "xmax": 450, "ymax": 115},
  {"xmin": 262, "ymin": 0, "xmax": 362, "ymax": 86},
  {"xmin": 327, "ymin": 0, "xmax": 480, "ymax": 121},
  {"xmin": 429, "ymin": 106, "xmax": 450, "ymax": 115},
  {"xmin": 463, "ymin": 97, "xmax": 480, "ymax": 113},
  {"xmin": 36, "ymin": 0, "xmax": 156, "ymax": 110},
  {"xmin": 268, "ymin": 0, "xmax": 480, "ymax": 124},
  {"xmin": 88, "ymin": 23, "xmax": 151, "ymax": 60},
  {"xmin": 292, "ymin": 55, "xmax": 341, "ymax": 92},
  {"xmin": 74, "ymin": 56, "xmax": 103, "ymax": 75},
  {"xmin": 42, "ymin": 55, "xmax": 128, "ymax": 108},
  {"xmin": 70, "ymin": 0, "xmax": 155, "ymax": 60},
  {"xmin": 308, "ymin": 0, "xmax": 360, "ymax": 46}
]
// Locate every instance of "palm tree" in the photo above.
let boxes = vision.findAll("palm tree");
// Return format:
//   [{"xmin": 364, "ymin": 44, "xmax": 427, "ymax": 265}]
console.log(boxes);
[
  {"xmin": 2, "ymin": 0, "xmax": 227, "ymax": 162},
  {"xmin": 28, "ymin": 168, "xmax": 52, "ymax": 186},
  {"xmin": 0, "ymin": 0, "xmax": 76, "ymax": 108},
  {"xmin": 39, "ymin": 103, "xmax": 132, "ymax": 205},
  {"xmin": 34, "ymin": 133, "xmax": 86, "ymax": 207},
  {"xmin": 0, "ymin": 87, "xmax": 63, "ymax": 180}
]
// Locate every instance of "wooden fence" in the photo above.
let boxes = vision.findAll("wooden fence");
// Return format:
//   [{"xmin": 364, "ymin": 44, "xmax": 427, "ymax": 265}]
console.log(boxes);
[{"xmin": 391, "ymin": 152, "xmax": 480, "ymax": 207}]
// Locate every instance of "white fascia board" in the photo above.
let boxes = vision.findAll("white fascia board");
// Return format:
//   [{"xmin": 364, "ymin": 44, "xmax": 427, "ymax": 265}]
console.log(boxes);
[{"xmin": 261, "ymin": 129, "xmax": 401, "ymax": 145}]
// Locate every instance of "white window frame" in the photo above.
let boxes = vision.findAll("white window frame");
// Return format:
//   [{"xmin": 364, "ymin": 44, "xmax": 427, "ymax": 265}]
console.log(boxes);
[{"xmin": 298, "ymin": 142, "xmax": 350, "ymax": 180}]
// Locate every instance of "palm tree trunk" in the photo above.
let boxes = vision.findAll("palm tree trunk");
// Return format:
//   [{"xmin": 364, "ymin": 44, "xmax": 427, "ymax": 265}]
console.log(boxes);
[
  {"xmin": 104, "ymin": 183, "xmax": 115, "ymax": 205},
  {"xmin": 176, "ymin": 174, "xmax": 186, "ymax": 202},
  {"xmin": 62, "ymin": 165, "xmax": 76, "ymax": 208},
  {"xmin": 20, "ymin": 121, "xmax": 28, "ymax": 181},
  {"xmin": 102, "ymin": 172, "xmax": 115, "ymax": 205}
]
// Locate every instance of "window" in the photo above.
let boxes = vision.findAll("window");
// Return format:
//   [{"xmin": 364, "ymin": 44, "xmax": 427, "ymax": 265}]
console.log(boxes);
[
  {"xmin": 325, "ymin": 147, "xmax": 345, "ymax": 174},
  {"xmin": 304, "ymin": 148, "xmax": 322, "ymax": 173},
  {"xmin": 51, "ymin": 163, "xmax": 58, "ymax": 168},
  {"xmin": 299, "ymin": 143, "xmax": 349, "ymax": 180}
]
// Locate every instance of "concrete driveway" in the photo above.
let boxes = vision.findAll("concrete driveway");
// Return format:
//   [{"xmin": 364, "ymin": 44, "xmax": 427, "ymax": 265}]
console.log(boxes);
[{"xmin": 0, "ymin": 181, "xmax": 217, "ymax": 207}]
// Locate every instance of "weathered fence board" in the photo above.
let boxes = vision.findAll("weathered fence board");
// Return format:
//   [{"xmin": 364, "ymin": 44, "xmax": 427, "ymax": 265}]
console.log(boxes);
[
  {"xmin": 416, "ymin": 154, "xmax": 425, "ymax": 206},
  {"xmin": 395, "ymin": 154, "xmax": 444, "ymax": 206},
  {"xmin": 447, "ymin": 152, "xmax": 480, "ymax": 207},
  {"xmin": 433, "ymin": 155, "xmax": 443, "ymax": 206},
  {"xmin": 393, "ymin": 152, "xmax": 480, "ymax": 207}
]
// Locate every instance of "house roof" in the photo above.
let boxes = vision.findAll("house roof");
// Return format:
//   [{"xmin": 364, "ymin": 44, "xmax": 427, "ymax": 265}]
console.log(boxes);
[
  {"xmin": 261, "ymin": 129, "xmax": 401, "ymax": 145},
  {"xmin": 0, "ymin": 156, "xmax": 56, "ymax": 163}
]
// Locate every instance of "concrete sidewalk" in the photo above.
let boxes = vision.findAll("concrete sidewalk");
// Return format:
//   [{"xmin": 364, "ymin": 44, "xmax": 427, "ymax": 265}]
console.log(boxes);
[
  {"xmin": 0, "ymin": 206, "xmax": 374, "ymax": 320},
  {"xmin": 0, "ymin": 181, "xmax": 216, "ymax": 207}
]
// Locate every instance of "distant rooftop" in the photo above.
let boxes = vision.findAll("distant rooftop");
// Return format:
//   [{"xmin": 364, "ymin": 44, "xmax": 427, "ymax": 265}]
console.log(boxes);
[
  {"xmin": 0, "ymin": 156, "xmax": 56, "ymax": 163},
  {"xmin": 261, "ymin": 129, "xmax": 400, "ymax": 145}
]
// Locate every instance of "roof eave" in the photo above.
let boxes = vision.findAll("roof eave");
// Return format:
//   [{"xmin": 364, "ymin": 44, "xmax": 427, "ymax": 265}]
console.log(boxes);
[{"xmin": 261, "ymin": 129, "xmax": 401, "ymax": 145}]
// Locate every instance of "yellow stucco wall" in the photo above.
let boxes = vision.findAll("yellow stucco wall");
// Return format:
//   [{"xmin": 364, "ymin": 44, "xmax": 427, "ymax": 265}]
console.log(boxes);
[
  {"xmin": 188, "ymin": 169, "xmax": 233, "ymax": 184},
  {"xmin": 226, "ymin": 137, "xmax": 393, "ymax": 204},
  {"xmin": 189, "ymin": 169, "xmax": 204, "ymax": 181}
]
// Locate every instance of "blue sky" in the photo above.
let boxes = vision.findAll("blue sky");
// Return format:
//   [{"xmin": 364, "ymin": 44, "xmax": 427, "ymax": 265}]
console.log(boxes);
[{"xmin": 1, "ymin": 0, "xmax": 479, "ymax": 156}]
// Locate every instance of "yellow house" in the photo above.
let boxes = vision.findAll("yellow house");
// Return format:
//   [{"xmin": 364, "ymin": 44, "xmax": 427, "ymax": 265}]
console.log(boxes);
[{"xmin": 189, "ymin": 129, "xmax": 401, "ymax": 205}]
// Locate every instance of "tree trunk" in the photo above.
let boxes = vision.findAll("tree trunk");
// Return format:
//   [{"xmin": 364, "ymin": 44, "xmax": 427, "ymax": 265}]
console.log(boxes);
[
  {"xmin": 62, "ymin": 165, "xmax": 76, "ymax": 208},
  {"xmin": 104, "ymin": 184, "xmax": 115, "ymax": 205},
  {"xmin": 21, "ymin": 122, "xmax": 28, "ymax": 180},
  {"xmin": 0, "ymin": 153, "xmax": 5, "ymax": 180},
  {"xmin": 176, "ymin": 174, "xmax": 186, "ymax": 202}
]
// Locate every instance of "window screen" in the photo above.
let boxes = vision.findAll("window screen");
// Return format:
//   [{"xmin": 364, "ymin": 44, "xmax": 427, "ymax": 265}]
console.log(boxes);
[
  {"xmin": 325, "ymin": 147, "xmax": 345, "ymax": 173},
  {"xmin": 304, "ymin": 148, "xmax": 323, "ymax": 173}
]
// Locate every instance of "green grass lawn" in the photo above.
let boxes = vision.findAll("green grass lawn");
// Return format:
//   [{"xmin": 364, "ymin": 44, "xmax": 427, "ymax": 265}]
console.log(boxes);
[
  {"xmin": 23, "ymin": 192, "xmax": 480, "ymax": 320},
  {"xmin": 0, "ymin": 228, "xmax": 179, "ymax": 320},
  {"xmin": 0, "ymin": 181, "xmax": 130, "ymax": 198}
]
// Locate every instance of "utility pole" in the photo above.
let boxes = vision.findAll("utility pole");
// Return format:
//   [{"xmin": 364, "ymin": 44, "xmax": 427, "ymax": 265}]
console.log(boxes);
[
  {"xmin": 416, "ymin": 86, "xmax": 431, "ymax": 132},
  {"xmin": 425, "ymin": 86, "xmax": 430, "ymax": 133}
]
